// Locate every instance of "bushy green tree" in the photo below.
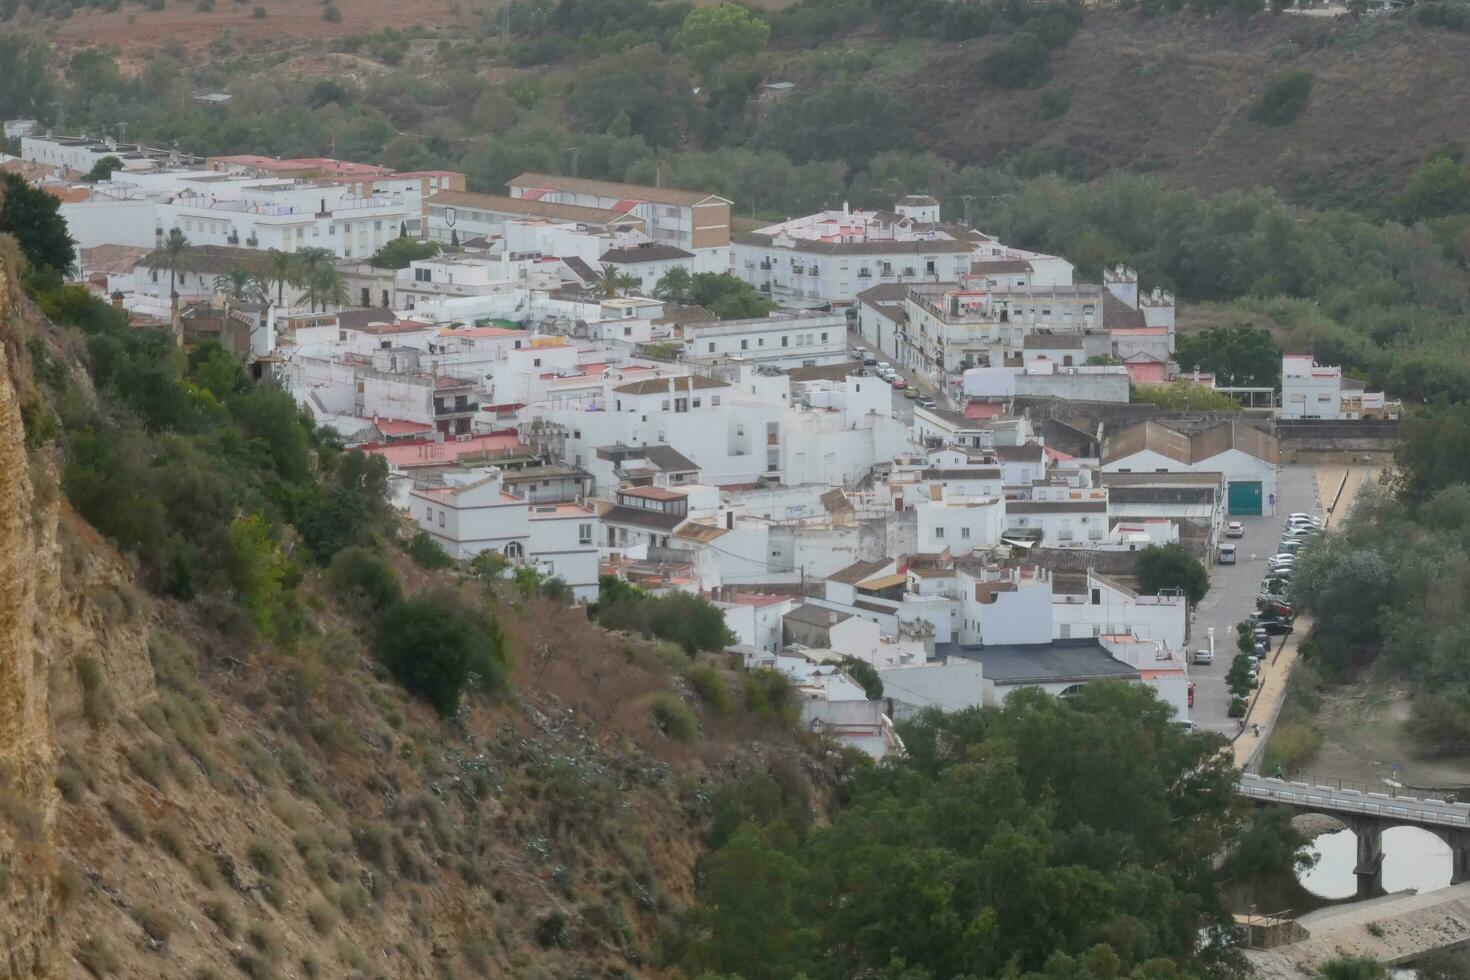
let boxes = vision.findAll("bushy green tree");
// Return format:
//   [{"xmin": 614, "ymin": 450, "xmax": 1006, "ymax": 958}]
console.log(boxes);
[
  {"xmin": 1396, "ymin": 155, "xmax": 1470, "ymax": 222},
  {"xmin": 1248, "ymin": 71, "xmax": 1312, "ymax": 126},
  {"xmin": 0, "ymin": 171, "xmax": 75, "ymax": 274},
  {"xmin": 374, "ymin": 591, "xmax": 507, "ymax": 717},
  {"xmin": 1175, "ymin": 324, "xmax": 1281, "ymax": 387},
  {"xmin": 674, "ymin": 3, "xmax": 771, "ymax": 78},
  {"xmin": 369, "ymin": 236, "xmax": 441, "ymax": 269},
  {"xmin": 1136, "ymin": 544, "xmax": 1210, "ymax": 604},
  {"xmin": 979, "ymin": 32, "xmax": 1052, "ymax": 89},
  {"xmin": 757, "ymin": 83, "xmax": 915, "ymax": 173}
]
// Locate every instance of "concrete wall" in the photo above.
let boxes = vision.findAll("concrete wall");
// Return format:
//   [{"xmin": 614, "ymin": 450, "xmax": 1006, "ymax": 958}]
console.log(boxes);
[{"xmin": 1015, "ymin": 370, "xmax": 1131, "ymax": 404}]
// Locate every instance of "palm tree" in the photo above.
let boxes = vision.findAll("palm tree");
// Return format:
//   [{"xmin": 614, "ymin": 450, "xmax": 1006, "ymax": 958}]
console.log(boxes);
[
  {"xmin": 144, "ymin": 228, "xmax": 196, "ymax": 338},
  {"xmin": 591, "ymin": 264, "xmax": 625, "ymax": 298},
  {"xmin": 261, "ymin": 249, "xmax": 301, "ymax": 307},
  {"xmin": 213, "ymin": 265, "xmax": 266, "ymax": 303},
  {"xmin": 303, "ymin": 264, "xmax": 350, "ymax": 313}
]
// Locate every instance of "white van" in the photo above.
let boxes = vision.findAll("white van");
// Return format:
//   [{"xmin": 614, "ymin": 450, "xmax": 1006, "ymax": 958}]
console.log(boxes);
[{"xmin": 1218, "ymin": 544, "xmax": 1237, "ymax": 565}]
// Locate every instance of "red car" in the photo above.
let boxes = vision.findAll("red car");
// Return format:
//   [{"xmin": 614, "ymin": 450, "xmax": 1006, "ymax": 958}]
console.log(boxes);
[
  {"xmin": 890, "ymin": 377, "xmax": 906, "ymax": 390},
  {"xmin": 1187, "ymin": 682, "xmax": 1195, "ymax": 708}
]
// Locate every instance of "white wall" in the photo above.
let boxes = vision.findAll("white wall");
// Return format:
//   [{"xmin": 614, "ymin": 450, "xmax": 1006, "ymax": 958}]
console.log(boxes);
[{"xmin": 61, "ymin": 199, "xmax": 158, "ymax": 249}]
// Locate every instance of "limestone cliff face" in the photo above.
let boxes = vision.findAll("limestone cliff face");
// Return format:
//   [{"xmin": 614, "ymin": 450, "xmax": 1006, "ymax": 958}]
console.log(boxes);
[{"xmin": 0, "ymin": 251, "xmax": 152, "ymax": 979}]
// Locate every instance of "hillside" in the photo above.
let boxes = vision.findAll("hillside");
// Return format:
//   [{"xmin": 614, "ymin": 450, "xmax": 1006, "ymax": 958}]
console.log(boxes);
[
  {"xmin": 909, "ymin": 12, "xmax": 1470, "ymax": 207},
  {"xmin": 0, "ymin": 247, "xmax": 823, "ymax": 979}
]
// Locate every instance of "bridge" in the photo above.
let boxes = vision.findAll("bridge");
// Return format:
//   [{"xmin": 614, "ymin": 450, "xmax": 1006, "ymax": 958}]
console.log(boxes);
[{"xmin": 1239, "ymin": 772, "xmax": 1470, "ymax": 897}]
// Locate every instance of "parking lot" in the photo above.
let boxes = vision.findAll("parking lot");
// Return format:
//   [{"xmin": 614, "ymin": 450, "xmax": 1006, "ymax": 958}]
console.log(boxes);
[{"xmin": 1188, "ymin": 465, "xmax": 1323, "ymax": 734}]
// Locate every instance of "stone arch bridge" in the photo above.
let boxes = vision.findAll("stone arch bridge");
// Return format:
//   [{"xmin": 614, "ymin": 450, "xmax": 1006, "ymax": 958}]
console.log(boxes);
[{"xmin": 1239, "ymin": 772, "xmax": 1470, "ymax": 898}]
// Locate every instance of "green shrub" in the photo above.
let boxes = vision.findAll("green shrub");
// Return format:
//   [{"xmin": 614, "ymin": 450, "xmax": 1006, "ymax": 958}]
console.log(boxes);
[
  {"xmin": 1249, "ymin": 71, "xmax": 1312, "ymax": 126},
  {"xmin": 326, "ymin": 546, "xmax": 401, "ymax": 615},
  {"xmin": 132, "ymin": 903, "xmax": 177, "ymax": 942},
  {"xmin": 687, "ymin": 663, "xmax": 733, "ymax": 715},
  {"xmin": 1037, "ymin": 87, "xmax": 1071, "ymax": 119},
  {"xmin": 405, "ymin": 530, "xmax": 451, "ymax": 570},
  {"xmin": 251, "ymin": 5, "xmax": 266, "ymax": 17},
  {"xmin": 204, "ymin": 896, "xmax": 240, "ymax": 938},
  {"xmin": 76, "ymin": 936, "xmax": 120, "ymax": 976},
  {"xmin": 323, "ymin": 4, "xmax": 341, "ymax": 20},
  {"xmin": 650, "ymin": 692, "xmax": 699, "ymax": 743},
  {"xmin": 246, "ymin": 838, "xmax": 285, "ymax": 879},
  {"xmin": 979, "ymin": 32, "xmax": 1052, "ymax": 89},
  {"xmin": 105, "ymin": 796, "xmax": 147, "ymax": 841},
  {"xmin": 307, "ymin": 898, "xmax": 337, "ymax": 935},
  {"xmin": 374, "ymin": 591, "xmax": 507, "ymax": 716}
]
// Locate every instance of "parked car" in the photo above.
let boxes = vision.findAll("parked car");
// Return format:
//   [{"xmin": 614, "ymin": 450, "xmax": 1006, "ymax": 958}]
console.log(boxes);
[
  {"xmin": 1193, "ymin": 648, "xmax": 1214, "ymax": 665},
  {"xmin": 1188, "ymin": 682, "xmax": 1195, "ymax": 708},
  {"xmin": 1225, "ymin": 521, "xmax": 1245, "ymax": 538},
  {"xmin": 850, "ymin": 347, "xmax": 867, "ymax": 359},
  {"xmin": 916, "ymin": 397, "xmax": 936, "ymax": 409},
  {"xmin": 862, "ymin": 356, "xmax": 879, "ymax": 366},
  {"xmin": 890, "ymin": 377, "xmax": 907, "ymax": 390},
  {"xmin": 1257, "ymin": 619, "xmax": 1293, "ymax": 636},
  {"xmin": 1288, "ymin": 513, "xmax": 1323, "ymax": 525},
  {"xmin": 903, "ymin": 386, "xmax": 920, "ymax": 399},
  {"xmin": 1278, "ymin": 539, "xmax": 1303, "ymax": 554}
]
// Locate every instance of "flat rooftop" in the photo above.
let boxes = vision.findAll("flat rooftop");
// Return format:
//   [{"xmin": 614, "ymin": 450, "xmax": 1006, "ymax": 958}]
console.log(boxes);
[{"xmin": 937, "ymin": 639, "xmax": 1140, "ymax": 685}]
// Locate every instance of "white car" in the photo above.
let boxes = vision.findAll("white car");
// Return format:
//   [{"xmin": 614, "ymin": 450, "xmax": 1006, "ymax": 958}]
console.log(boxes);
[
  {"xmin": 1288, "ymin": 513, "xmax": 1322, "ymax": 524},
  {"xmin": 1225, "ymin": 521, "xmax": 1245, "ymax": 538}
]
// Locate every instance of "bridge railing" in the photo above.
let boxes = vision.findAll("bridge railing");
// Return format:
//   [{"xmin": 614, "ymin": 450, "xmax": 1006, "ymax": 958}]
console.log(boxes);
[{"xmin": 1238, "ymin": 774, "xmax": 1470, "ymax": 828}]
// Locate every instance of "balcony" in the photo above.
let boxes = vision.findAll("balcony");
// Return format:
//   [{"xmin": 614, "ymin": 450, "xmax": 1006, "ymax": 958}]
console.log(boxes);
[
  {"xmin": 759, "ymin": 260, "xmax": 773, "ymax": 271},
  {"xmin": 857, "ymin": 270, "xmax": 872, "ymax": 279}
]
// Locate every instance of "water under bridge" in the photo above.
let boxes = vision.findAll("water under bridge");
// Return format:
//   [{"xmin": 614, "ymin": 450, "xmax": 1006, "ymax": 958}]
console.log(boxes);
[{"xmin": 1239, "ymin": 771, "xmax": 1470, "ymax": 897}]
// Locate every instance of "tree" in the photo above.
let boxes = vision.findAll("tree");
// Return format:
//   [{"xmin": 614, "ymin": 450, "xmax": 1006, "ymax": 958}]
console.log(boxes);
[
  {"xmin": 260, "ymin": 249, "xmax": 301, "ymax": 307},
  {"xmin": 758, "ymin": 83, "xmax": 915, "ymax": 173},
  {"xmin": 0, "ymin": 171, "xmax": 75, "ymax": 274},
  {"xmin": 978, "ymin": 32, "xmax": 1053, "ymax": 89},
  {"xmin": 674, "ymin": 3, "xmax": 772, "ymax": 79},
  {"xmin": 303, "ymin": 263, "xmax": 350, "ymax": 312},
  {"xmin": 1136, "ymin": 543, "xmax": 1210, "ymax": 604},
  {"xmin": 654, "ymin": 266, "xmax": 694, "ymax": 302},
  {"xmin": 1397, "ymin": 155, "xmax": 1470, "ymax": 223},
  {"xmin": 590, "ymin": 263, "xmax": 630, "ymax": 298},
  {"xmin": 213, "ymin": 265, "xmax": 266, "ymax": 303},
  {"xmin": 689, "ymin": 271, "xmax": 773, "ymax": 319},
  {"xmin": 83, "ymin": 155, "xmax": 124, "ymax": 182},
  {"xmin": 1226, "ymin": 653, "xmax": 1254, "ymax": 699},
  {"xmin": 144, "ymin": 229, "xmax": 196, "ymax": 327},
  {"xmin": 1249, "ymin": 71, "xmax": 1312, "ymax": 126},
  {"xmin": 1175, "ymin": 324, "xmax": 1282, "ymax": 387},
  {"xmin": 839, "ymin": 657, "xmax": 884, "ymax": 699},
  {"xmin": 369, "ymin": 237, "xmax": 441, "ymax": 270},
  {"xmin": 374, "ymin": 591, "xmax": 507, "ymax": 717}
]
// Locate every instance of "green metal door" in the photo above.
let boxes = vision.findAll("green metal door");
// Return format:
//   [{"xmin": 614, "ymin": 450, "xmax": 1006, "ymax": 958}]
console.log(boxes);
[{"xmin": 1228, "ymin": 480, "xmax": 1263, "ymax": 515}]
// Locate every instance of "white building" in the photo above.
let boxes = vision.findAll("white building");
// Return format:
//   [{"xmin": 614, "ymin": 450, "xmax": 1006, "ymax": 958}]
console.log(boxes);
[
  {"xmin": 157, "ymin": 182, "xmax": 413, "ymax": 259},
  {"xmin": 681, "ymin": 312, "xmax": 848, "ymax": 369},
  {"xmin": 1102, "ymin": 420, "xmax": 1280, "ymax": 517},
  {"xmin": 1281, "ymin": 354, "xmax": 1392, "ymax": 420},
  {"xmin": 408, "ymin": 468, "xmax": 599, "ymax": 602},
  {"xmin": 507, "ymin": 172, "xmax": 732, "ymax": 273},
  {"xmin": 1052, "ymin": 571, "xmax": 1187, "ymax": 650}
]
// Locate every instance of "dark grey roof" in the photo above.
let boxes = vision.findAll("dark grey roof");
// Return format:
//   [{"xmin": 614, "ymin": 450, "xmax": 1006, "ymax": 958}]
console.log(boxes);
[
  {"xmin": 970, "ymin": 259, "xmax": 1033, "ymax": 275},
  {"xmin": 561, "ymin": 255, "xmax": 597, "ymax": 283},
  {"xmin": 336, "ymin": 308, "xmax": 398, "ymax": 329},
  {"xmin": 938, "ymin": 639, "xmax": 1140, "ymax": 685},
  {"xmin": 600, "ymin": 243, "xmax": 695, "ymax": 263},
  {"xmin": 785, "ymin": 604, "xmax": 851, "ymax": 629},
  {"xmin": 827, "ymin": 558, "xmax": 890, "ymax": 585},
  {"xmin": 599, "ymin": 505, "xmax": 684, "ymax": 530},
  {"xmin": 920, "ymin": 467, "xmax": 1003, "ymax": 480},
  {"xmin": 1107, "ymin": 487, "xmax": 1217, "ymax": 505},
  {"xmin": 1006, "ymin": 499, "xmax": 1108, "ymax": 514},
  {"xmin": 642, "ymin": 445, "xmax": 699, "ymax": 473},
  {"xmin": 993, "ymin": 442, "xmax": 1045, "ymax": 462}
]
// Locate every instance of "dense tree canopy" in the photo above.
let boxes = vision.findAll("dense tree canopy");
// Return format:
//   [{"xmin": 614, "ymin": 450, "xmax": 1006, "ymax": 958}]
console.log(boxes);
[
  {"xmin": 0, "ymin": 172, "xmax": 75, "ymax": 274},
  {"xmin": 682, "ymin": 683, "xmax": 1272, "ymax": 979}
]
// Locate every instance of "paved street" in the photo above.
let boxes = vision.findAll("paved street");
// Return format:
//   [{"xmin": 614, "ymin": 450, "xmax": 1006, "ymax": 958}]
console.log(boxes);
[
  {"xmin": 1189, "ymin": 465, "xmax": 1323, "ymax": 734},
  {"xmin": 848, "ymin": 326, "xmax": 936, "ymax": 423}
]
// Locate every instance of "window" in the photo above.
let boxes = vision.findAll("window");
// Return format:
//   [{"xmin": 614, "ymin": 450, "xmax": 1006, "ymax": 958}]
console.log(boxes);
[
  {"xmin": 741, "ymin": 340, "xmax": 748, "ymax": 350},
  {"xmin": 692, "ymin": 398, "xmax": 701, "ymax": 408},
  {"xmin": 623, "ymin": 326, "xmax": 632, "ymax": 336},
  {"xmin": 708, "ymin": 342, "xmax": 715, "ymax": 353},
  {"xmin": 821, "ymin": 331, "xmax": 828, "ymax": 341},
  {"xmin": 935, "ymin": 527, "xmax": 945, "ymax": 539},
  {"xmin": 438, "ymin": 511, "xmax": 445, "ymax": 528},
  {"xmin": 662, "ymin": 400, "xmax": 670, "ymax": 411},
  {"xmin": 712, "ymin": 395, "xmax": 720, "ymax": 407},
  {"xmin": 782, "ymin": 336, "xmax": 789, "ymax": 347},
  {"xmin": 578, "ymin": 523, "xmax": 592, "ymax": 545},
  {"xmin": 961, "ymin": 527, "xmax": 970, "ymax": 539},
  {"xmin": 533, "ymin": 358, "xmax": 541, "ymax": 367}
]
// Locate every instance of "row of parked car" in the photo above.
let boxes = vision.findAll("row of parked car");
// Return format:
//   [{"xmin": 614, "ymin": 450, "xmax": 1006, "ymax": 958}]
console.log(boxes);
[
  {"xmin": 1201, "ymin": 513, "xmax": 1324, "ymax": 711},
  {"xmin": 849, "ymin": 347, "xmax": 936, "ymax": 408}
]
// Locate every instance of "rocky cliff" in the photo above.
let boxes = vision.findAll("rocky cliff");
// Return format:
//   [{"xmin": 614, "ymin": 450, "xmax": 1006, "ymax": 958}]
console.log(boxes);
[{"xmin": 0, "ymin": 248, "xmax": 158, "ymax": 979}]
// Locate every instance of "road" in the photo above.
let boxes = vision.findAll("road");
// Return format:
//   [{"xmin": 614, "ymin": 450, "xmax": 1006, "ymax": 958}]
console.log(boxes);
[
  {"xmin": 1189, "ymin": 465, "xmax": 1322, "ymax": 734},
  {"xmin": 847, "ymin": 326, "xmax": 940, "ymax": 423}
]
